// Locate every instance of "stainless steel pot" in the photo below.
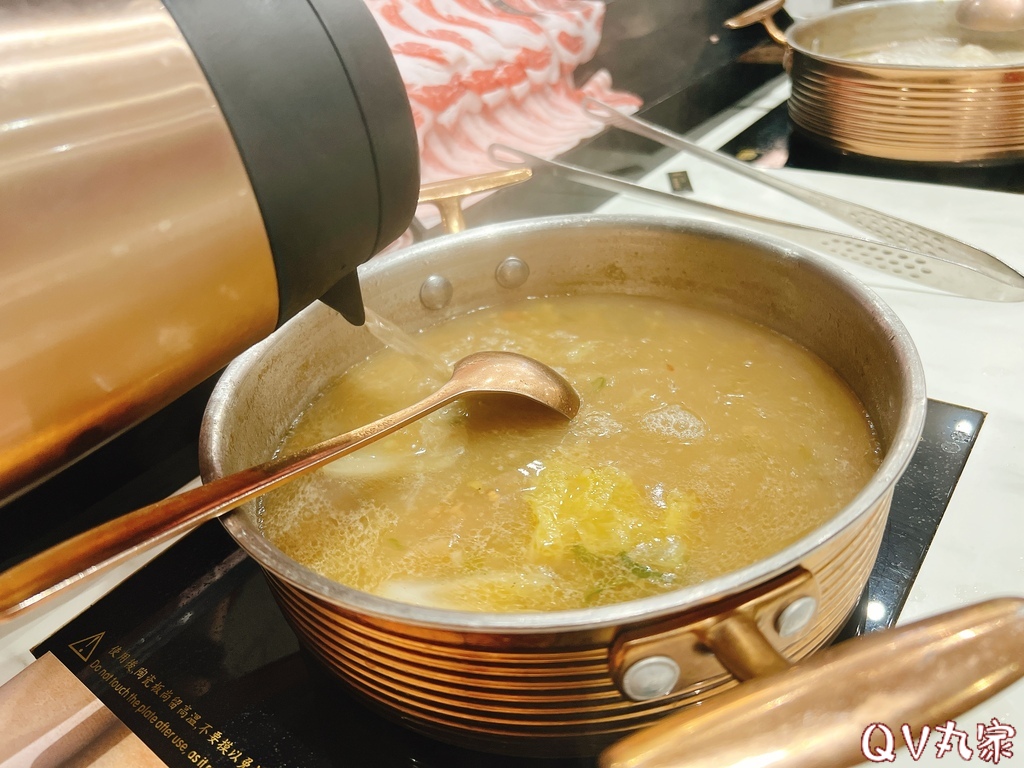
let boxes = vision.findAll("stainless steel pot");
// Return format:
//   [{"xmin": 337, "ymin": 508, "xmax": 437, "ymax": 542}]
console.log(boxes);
[
  {"xmin": 199, "ymin": 213, "xmax": 935, "ymax": 757},
  {"xmin": 727, "ymin": 0, "xmax": 1024, "ymax": 163}
]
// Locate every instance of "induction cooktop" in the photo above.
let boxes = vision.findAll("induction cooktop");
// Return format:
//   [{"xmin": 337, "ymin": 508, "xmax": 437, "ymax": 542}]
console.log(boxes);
[{"xmin": 34, "ymin": 399, "xmax": 983, "ymax": 768}]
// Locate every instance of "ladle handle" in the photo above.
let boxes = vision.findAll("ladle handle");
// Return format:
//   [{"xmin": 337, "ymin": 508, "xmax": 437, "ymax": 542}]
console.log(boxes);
[
  {"xmin": 601, "ymin": 597, "xmax": 1024, "ymax": 768},
  {"xmin": 488, "ymin": 144, "xmax": 1024, "ymax": 301},
  {"xmin": 0, "ymin": 381, "xmax": 465, "ymax": 621}
]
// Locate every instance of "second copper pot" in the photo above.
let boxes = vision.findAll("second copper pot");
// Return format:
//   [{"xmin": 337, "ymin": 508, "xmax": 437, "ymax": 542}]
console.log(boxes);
[{"xmin": 728, "ymin": 0, "xmax": 1024, "ymax": 163}]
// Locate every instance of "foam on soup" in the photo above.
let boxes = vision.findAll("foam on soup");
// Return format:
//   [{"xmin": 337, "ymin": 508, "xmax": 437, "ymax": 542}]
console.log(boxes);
[{"xmin": 259, "ymin": 294, "xmax": 880, "ymax": 612}]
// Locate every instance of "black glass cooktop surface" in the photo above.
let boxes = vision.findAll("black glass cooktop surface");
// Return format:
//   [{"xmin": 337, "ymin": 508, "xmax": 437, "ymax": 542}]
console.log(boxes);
[{"xmin": 35, "ymin": 399, "xmax": 983, "ymax": 768}]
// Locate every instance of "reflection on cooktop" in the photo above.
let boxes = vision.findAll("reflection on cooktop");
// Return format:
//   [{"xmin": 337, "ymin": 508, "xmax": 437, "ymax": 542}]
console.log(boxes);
[{"xmin": 35, "ymin": 399, "xmax": 983, "ymax": 768}]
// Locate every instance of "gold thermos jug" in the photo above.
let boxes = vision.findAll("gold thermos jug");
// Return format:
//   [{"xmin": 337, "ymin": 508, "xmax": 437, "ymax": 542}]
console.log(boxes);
[{"xmin": 0, "ymin": 0, "xmax": 419, "ymax": 503}]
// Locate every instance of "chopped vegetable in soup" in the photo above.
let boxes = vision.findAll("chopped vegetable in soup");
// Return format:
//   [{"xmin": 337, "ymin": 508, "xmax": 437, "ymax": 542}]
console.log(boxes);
[{"xmin": 259, "ymin": 294, "xmax": 880, "ymax": 612}]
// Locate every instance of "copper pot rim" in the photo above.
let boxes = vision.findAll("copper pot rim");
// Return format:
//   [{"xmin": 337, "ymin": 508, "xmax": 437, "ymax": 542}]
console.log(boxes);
[
  {"xmin": 200, "ymin": 214, "xmax": 927, "ymax": 635},
  {"xmin": 787, "ymin": 0, "xmax": 1024, "ymax": 72}
]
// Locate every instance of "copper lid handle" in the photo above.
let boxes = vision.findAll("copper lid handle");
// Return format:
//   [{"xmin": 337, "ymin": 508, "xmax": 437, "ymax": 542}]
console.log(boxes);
[
  {"xmin": 601, "ymin": 598, "xmax": 1024, "ymax": 768},
  {"xmin": 724, "ymin": 0, "xmax": 789, "ymax": 46}
]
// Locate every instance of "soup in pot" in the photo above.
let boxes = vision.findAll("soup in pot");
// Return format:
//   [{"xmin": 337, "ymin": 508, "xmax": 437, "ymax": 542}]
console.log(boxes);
[
  {"xmin": 848, "ymin": 38, "xmax": 1024, "ymax": 66},
  {"xmin": 259, "ymin": 294, "xmax": 880, "ymax": 612}
]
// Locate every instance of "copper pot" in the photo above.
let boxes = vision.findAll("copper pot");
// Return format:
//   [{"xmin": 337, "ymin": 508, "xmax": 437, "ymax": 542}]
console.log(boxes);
[
  {"xmin": 197, "ymin": 212, "xmax": 944, "ymax": 757},
  {"xmin": 727, "ymin": 0, "xmax": 1024, "ymax": 163}
]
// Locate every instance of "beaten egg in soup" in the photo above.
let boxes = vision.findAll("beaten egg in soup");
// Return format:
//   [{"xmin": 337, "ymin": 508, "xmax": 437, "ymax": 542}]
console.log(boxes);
[{"xmin": 259, "ymin": 294, "xmax": 880, "ymax": 612}]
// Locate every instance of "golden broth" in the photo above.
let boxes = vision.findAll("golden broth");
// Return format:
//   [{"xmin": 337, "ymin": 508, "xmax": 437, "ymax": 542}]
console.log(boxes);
[{"xmin": 259, "ymin": 294, "xmax": 880, "ymax": 612}]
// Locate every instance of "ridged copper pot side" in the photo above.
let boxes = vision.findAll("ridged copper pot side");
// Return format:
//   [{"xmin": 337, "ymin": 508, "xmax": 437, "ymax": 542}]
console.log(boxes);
[
  {"xmin": 791, "ymin": 122, "xmax": 1024, "ymax": 162},
  {"xmin": 791, "ymin": 58, "xmax": 1024, "ymax": 161},
  {"xmin": 789, "ymin": 109, "xmax": 1024, "ymax": 139},
  {"xmin": 791, "ymin": 79, "xmax": 1024, "ymax": 112},
  {"xmin": 789, "ymin": 84, "xmax": 1024, "ymax": 121},
  {"xmin": 790, "ymin": 114, "xmax": 1024, "ymax": 147},
  {"xmin": 729, "ymin": 0, "xmax": 1024, "ymax": 163},
  {"xmin": 259, "ymin": 495, "xmax": 889, "ymax": 756},
  {"xmin": 793, "ymin": 68, "xmax": 1024, "ymax": 97}
]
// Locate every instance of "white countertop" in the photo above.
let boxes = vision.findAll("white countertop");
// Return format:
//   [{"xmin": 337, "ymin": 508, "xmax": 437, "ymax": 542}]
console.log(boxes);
[
  {"xmin": 596, "ymin": 77, "xmax": 1024, "ymax": 765},
  {"xmin": 1, "ymin": 76, "xmax": 1021, "ymax": 766}
]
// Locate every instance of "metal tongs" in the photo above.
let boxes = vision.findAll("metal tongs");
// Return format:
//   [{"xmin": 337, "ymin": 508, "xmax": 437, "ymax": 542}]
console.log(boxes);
[{"xmin": 490, "ymin": 102, "xmax": 1024, "ymax": 301}]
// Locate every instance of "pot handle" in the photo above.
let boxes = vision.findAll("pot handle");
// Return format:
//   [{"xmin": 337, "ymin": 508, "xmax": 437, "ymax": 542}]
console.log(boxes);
[
  {"xmin": 601, "ymin": 597, "xmax": 1024, "ymax": 768},
  {"xmin": 724, "ymin": 0, "xmax": 789, "ymax": 46}
]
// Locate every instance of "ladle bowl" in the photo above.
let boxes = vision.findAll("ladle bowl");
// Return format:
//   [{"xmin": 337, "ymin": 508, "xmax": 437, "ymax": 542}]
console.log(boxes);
[{"xmin": 958, "ymin": 0, "xmax": 1024, "ymax": 31}]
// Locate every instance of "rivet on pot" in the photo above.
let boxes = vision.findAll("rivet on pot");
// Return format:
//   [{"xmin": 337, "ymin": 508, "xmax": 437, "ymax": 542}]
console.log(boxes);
[
  {"xmin": 495, "ymin": 256, "xmax": 529, "ymax": 289},
  {"xmin": 775, "ymin": 595, "xmax": 818, "ymax": 638},
  {"xmin": 621, "ymin": 656, "xmax": 680, "ymax": 702},
  {"xmin": 419, "ymin": 275, "xmax": 453, "ymax": 310}
]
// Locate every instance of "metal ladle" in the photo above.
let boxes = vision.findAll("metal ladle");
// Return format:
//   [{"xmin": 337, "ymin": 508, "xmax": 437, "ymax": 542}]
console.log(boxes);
[
  {"xmin": 957, "ymin": 0, "xmax": 1024, "ymax": 31},
  {"xmin": 0, "ymin": 351, "xmax": 580, "ymax": 621}
]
